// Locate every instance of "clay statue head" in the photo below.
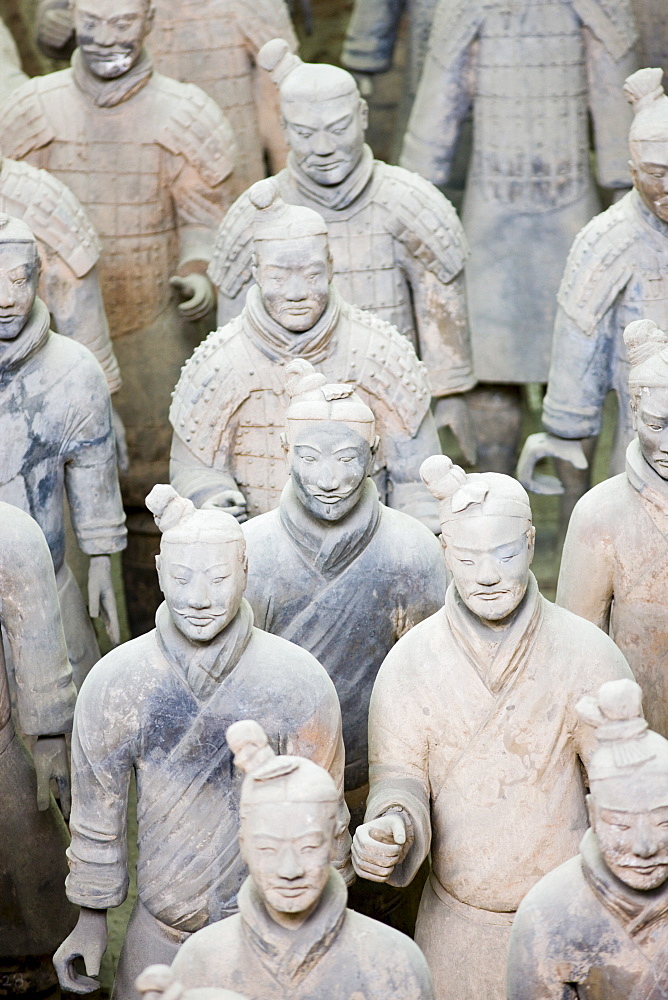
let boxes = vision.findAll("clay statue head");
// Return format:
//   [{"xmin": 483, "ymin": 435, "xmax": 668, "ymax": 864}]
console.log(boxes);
[
  {"xmin": 280, "ymin": 359, "xmax": 379, "ymax": 521},
  {"xmin": 258, "ymin": 39, "xmax": 368, "ymax": 187},
  {"xmin": 137, "ymin": 965, "xmax": 249, "ymax": 1000},
  {"xmin": 624, "ymin": 319, "xmax": 668, "ymax": 479},
  {"xmin": 625, "ymin": 68, "xmax": 668, "ymax": 223},
  {"xmin": 0, "ymin": 214, "xmax": 41, "ymax": 341},
  {"xmin": 146, "ymin": 484, "xmax": 247, "ymax": 643},
  {"xmin": 249, "ymin": 178, "xmax": 333, "ymax": 333},
  {"xmin": 228, "ymin": 719, "xmax": 345, "ymax": 928},
  {"xmin": 578, "ymin": 679, "xmax": 668, "ymax": 891},
  {"xmin": 73, "ymin": 0, "xmax": 154, "ymax": 79},
  {"xmin": 421, "ymin": 455, "xmax": 535, "ymax": 622}
]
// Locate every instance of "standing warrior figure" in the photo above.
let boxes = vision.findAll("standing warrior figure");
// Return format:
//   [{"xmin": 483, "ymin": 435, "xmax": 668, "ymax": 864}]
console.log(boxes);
[
  {"xmin": 35, "ymin": 0, "xmax": 297, "ymax": 193},
  {"xmin": 168, "ymin": 720, "xmax": 435, "ymax": 1000},
  {"xmin": 557, "ymin": 320, "xmax": 668, "ymax": 738},
  {"xmin": 54, "ymin": 486, "xmax": 349, "ymax": 1000},
  {"xmin": 171, "ymin": 180, "xmax": 443, "ymax": 532},
  {"xmin": 401, "ymin": 0, "xmax": 637, "ymax": 474},
  {"xmin": 0, "ymin": 0, "xmax": 238, "ymax": 635},
  {"xmin": 0, "ymin": 214, "xmax": 125, "ymax": 686},
  {"xmin": 507, "ymin": 679, "xmax": 668, "ymax": 999},
  {"xmin": 352, "ymin": 455, "xmax": 633, "ymax": 1000},
  {"xmin": 0, "ymin": 503, "xmax": 77, "ymax": 996},
  {"xmin": 209, "ymin": 42, "xmax": 476, "ymax": 456}
]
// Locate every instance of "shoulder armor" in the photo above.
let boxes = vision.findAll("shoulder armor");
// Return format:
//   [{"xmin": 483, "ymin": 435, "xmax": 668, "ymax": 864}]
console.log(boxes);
[
  {"xmin": 208, "ymin": 188, "xmax": 256, "ymax": 295},
  {"xmin": 154, "ymin": 76, "xmax": 237, "ymax": 188},
  {"xmin": 236, "ymin": 0, "xmax": 298, "ymax": 54},
  {"xmin": 428, "ymin": 0, "xmax": 484, "ymax": 71},
  {"xmin": 0, "ymin": 77, "xmax": 56, "ymax": 160},
  {"xmin": 556, "ymin": 196, "xmax": 636, "ymax": 336},
  {"xmin": 169, "ymin": 318, "xmax": 253, "ymax": 464},
  {"xmin": 378, "ymin": 163, "xmax": 469, "ymax": 283},
  {"xmin": 571, "ymin": 0, "xmax": 637, "ymax": 60},
  {"xmin": 345, "ymin": 305, "xmax": 432, "ymax": 437},
  {"xmin": 0, "ymin": 158, "xmax": 100, "ymax": 277}
]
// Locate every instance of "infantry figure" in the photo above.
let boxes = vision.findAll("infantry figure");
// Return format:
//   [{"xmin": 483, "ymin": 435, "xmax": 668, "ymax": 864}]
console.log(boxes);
[
  {"xmin": 168, "ymin": 719, "xmax": 435, "ymax": 1000},
  {"xmin": 352, "ymin": 455, "xmax": 633, "ymax": 1000},
  {"xmin": 34, "ymin": 0, "xmax": 297, "ymax": 192},
  {"xmin": 556, "ymin": 319, "xmax": 668, "ymax": 738},
  {"xmin": 520, "ymin": 68, "xmax": 668, "ymax": 498},
  {"xmin": 0, "ymin": 0, "xmax": 238, "ymax": 635},
  {"xmin": 171, "ymin": 181, "xmax": 443, "ymax": 532},
  {"xmin": 401, "ymin": 0, "xmax": 637, "ymax": 474},
  {"xmin": 53, "ymin": 486, "xmax": 349, "ymax": 1000},
  {"xmin": 0, "ymin": 503, "xmax": 77, "ymax": 995},
  {"xmin": 507, "ymin": 679, "xmax": 668, "ymax": 999},
  {"xmin": 0, "ymin": 214, "xmax": 126, "ymax": 686},
  {"xmin": 209, "ymin": 43, "xmax": 476, "ymax": 457}
]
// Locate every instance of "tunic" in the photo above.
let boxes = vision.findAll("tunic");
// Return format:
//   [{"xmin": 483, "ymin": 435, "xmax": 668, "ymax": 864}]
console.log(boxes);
[
  {"xmin": 243, "ymin": 478, "xmax": 446, "ymax": 792},
  {"xmin": 507, "ymin": 829, "xmax": 668, "ymax": 999},
  {"xmin": 171, "ymin": 869, "xmax": 435, "ymax": 1000},
  {"xmin": 400, "ymin": 0, "xmax": 637, "ymax": 383},
  {"xmin": 557, "ymin": 438, "xmax": 668, "ymax": 738},
  {"xmin": 209, "ymin": 149, "xmax": 474, "ymax": 399},
  {"xmin": 364, "ymin": 574, "xmax": 632, "ymax": 1000}
]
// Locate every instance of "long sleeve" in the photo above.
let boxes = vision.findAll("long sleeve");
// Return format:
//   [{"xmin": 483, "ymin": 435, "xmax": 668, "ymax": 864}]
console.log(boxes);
[
  {"xmin": 406, "ymin": 269, "xmax": 474, "ymax": 398},
  {"xmin": 556, "ymin": 490, "xmax": 615, "ymax": 632},
  {"xmin": 342, "ymin": 0, "xmax": 406, "ymax": 74},
  {"xmin": 35, "ymin": 0, "xmax": 75, "ymax": 60},
  {"xmin": 584, "ymin": 25, "xmax": 637, "ymax": 190},
  {"xmin": 384, "ymin": 411, "xmax": 442, "ymax": 530},
  {"xmin": 173, "ymin": 159, "xmax": 237, "ymax": 273},
  {"xmin": 170, "ymin": 431, "xmax": 241, "ymax": 507}
]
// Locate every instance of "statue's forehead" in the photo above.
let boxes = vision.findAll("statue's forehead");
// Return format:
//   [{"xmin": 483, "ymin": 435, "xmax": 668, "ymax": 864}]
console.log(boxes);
[
  {"xmin": 256, "ymin": 234, "xmax": 328, "ymax": 264},
  {"xmin": 632, "ymin": 139, "xmax": 668, "ymax": 164},
  {"xmin": 292, "ymin": 421, "xmax": 365, "ymax": 447},
  {"xmin": 74, "ymin": 0, "xmax": 149, "ymax": 16},
  {"xmin": 638, "ymin": 385, "xmax": 668, "ymax": 414},
  {"xmin": 444, "ymin": 514, "xmax": 528, "ymax": 549},
  {"xmin": 282, "ymin": 91, "xmax": 359, "ymax": 125}
]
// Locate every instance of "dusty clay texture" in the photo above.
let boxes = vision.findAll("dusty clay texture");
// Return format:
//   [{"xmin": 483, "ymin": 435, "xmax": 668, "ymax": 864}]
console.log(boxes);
[
  {"xmin": 0, "ymin": 0, "xmax": 238, "ymax": 635},
  {"xmin": 352, "ymin": 455, "xmax": 633, "ymax": 1000},
  {"xmin": 557, "ymin": 319, "xmax": 668, "ymax": 740},
  {"xmin": 171, "ymin": 179, "xmax": 443, "ymax": 532},
  {"xmin": 633, "ymin": 0, "xmax": 668, "ymax": 83},
  {"xmin": 0, "ymin": 502, "xmax": 77, "ymax": 995},
  {"xmin": 138, "ymin": 966, "xmax": 250, "ymax": 1000},
  {"xmin": 168, "ymin": 719, "xmax": 435, "ymax": 1000},
  {"xmin": 34, "ymin": 0, "xmax": 297, "ymax": 193},
  {"xmin": 0, "ymin": 14, "xmax": 27, "ymax": 105},
  {"xmin": 519, "ymin": 67, "xmax": 668, "ymax": 495},
  {"xmin": 507, "ymin": 679, "xmax": 668, "ymax": 999},
  {"xmin": 209, "ymin": 40, "xmax": 476, "ymax": 451},
  {"xmin": 0, "ymin": 214, "xmax": 126, "ymax": 687},
  {"xmin": 54, "ymin": 486, "xmax": 350, "ymax": 1000}
]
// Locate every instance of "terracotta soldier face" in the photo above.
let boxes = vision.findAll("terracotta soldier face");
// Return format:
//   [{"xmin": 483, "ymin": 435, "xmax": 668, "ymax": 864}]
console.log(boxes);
[
  {"xmin": 74, "ymin": 0, "xmax": 154, "ymax": 79},
  {"xmin": 633, "ymin": 385, "xmax": 668, "ymax": 479},
  {"xmin": 253, "ymin": 236, "xmax": 332, "ymax": 332},
  {"xmin": 282, "ymin": 91, "xmax": 368, "ymax": 187},
  {"xmin": 0, "ymin": 242, "xmax": 40, "ymax": 341},
  {"xmin": 630, "ymin": 141, "xmax": 668, "ymax": 224},
  {"xmin": 156, "ymin": 538, "xmax": 247, "ymax": 643},
  {"xmin": 287, "ymin": 422, "xmax": 374, "ymax": 521},
  {"xmin": 443, "ymin": 515, "xmax": 535, "ymax": 622},
  {"xmin": 589, "ymin": 775, "xmax": 668, "ymax": 891}
]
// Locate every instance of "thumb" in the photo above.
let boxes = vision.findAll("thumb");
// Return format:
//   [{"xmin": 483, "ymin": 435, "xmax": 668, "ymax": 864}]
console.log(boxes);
[
  {"xmin": 169, "ymin": 276, "xmax": 188, "ymax": 292},
  {"xmin": 387, "ymin": 813, "xmax": 406, "ymax": 845}
]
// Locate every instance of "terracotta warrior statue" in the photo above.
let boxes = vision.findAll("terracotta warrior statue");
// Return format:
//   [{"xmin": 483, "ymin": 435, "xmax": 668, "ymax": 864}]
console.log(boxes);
[
  {"xmin": 53, "ymin": 485, "xmax": 350, "ymax": 1000},
  {"xmin": 507, "ymin": 679, "xmax": 668, "ymax": 999},
  {"xmin": 556, "ymin": 319, "xmax": 668, "ymax": 739},
  {"xmin": 171, "ymin": 180, "xmax": 443, "ymax": 532},
  {"xmin": 0, "ymin": 0, "xmax": 238, "ymax": 635},
  {"xmin": 34, "ymin": 0, "xmax": 297, "ymax": 193},
  {"xmin": 519, "ymin": 67, "xmax": 668, "ymax": 498},
  {"xmin": 0, "ymin": 503, "xmax": 77, "ymax": 996},
  {"xmin": 209, "ymin": 42, "xmax": 476, "ymax": 459},
  {"xmin": 351, "ymin": 455, "xmax": 633, "ymax": 1000},
  {"xmin": 0, "ymin": 214, "xmax": 126, "ymax": 687},
  {"xmin": 400, "ymin": 0, "xmax": 637, "ymax": 475},
  {"xmin": 167, "ymin": 719, "xmax": 435, "ymax": 1000}
]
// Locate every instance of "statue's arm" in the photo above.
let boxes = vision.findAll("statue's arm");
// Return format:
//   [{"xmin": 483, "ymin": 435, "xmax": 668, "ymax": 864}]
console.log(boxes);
[
  {"xmin": 384, "ymin": 410, "xmax": 442, "ymax": 533},
  {"xmin": 506, "ymin": 897, "xmax": 576, "ymax": 1000},
  {"xmin": 170, "ymin": 432, "xmax": 244, "ymax": 509},
  {"xmin": 35, "ymin": 0, "xmax": 75, "ymax": 60},
  {"xmin": 341, "ymin": 0, "xmax": 406, "ymax": 75},
  {"xmin": 584, "ymin": 25, "xmax": 637, "ymax": 191},
  {"xmin": 245, "ymin": 3, "xmax": 298, "ymax": 173},
  {"xmin": 406, "ymin": 268, "xmax": 475, "ymax": 399},
  {"xmin": 556, "ymin": 499, "xmax": 615, "ymax": 632}
]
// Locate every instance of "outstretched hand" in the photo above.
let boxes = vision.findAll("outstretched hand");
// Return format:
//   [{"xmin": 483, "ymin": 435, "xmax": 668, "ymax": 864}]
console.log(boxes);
[
  {"xmin": 201, "ymin": 489, "xmax": 248, "ymax": 523},
  {"xmin": 433, "ymin": 395, "xmax": 477, "ymax": 466},
  {"xmin": 88, "ymin": 555, "xmax": 120, "ymax": 646},
  {"xmin": 170, "ymin": 274, "xmax": 215, "ymax": 322},
  {"xmin": 517, "ymin": 432, "xmax": 589, "ymax": 495},
  {"xmin": 53, "ymin": 908, "xmax": 108, "ymax": 994}
]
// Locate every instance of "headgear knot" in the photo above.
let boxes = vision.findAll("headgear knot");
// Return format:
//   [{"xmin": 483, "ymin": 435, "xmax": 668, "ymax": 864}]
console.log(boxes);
[
  {"xmin": 284, "ymin": 359, "xmax": 375, "ymax": 444},
  {"xmin": 624, "ymin": 319, "xmax": 668, "ymax": 396},
  {"xmin": 421, "ymin": 455, "xmax": 532, "ymax": 528}
]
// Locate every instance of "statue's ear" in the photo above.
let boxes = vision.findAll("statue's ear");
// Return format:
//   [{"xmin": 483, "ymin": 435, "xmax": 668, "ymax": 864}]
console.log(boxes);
[
  {"xmin": 370, "ymin": 434, "xmax": 380, "ymax": 458},
  {"xmin": 359, "ymin": 98, "xmax": 369, "ymax": 131},
  {"xmin": 280, "ymin": 431, "xmax": 290, "ymax": 457}
]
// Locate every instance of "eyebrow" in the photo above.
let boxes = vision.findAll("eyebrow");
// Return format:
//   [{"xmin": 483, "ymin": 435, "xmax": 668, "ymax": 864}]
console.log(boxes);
[
  {"xmin": 333, "ymin": 444, "xmax": 360, "ymax": 454},
  {"xmin": 295, "ymin": 443, "xmax": 323, "ymax": 454},
  {"xmin": 449, "ymin": 539, "xmax": 525, "ymax": 556},
  {"xmin": 640, "ymin": 409, "xmax": 668, "ymax": 420}
]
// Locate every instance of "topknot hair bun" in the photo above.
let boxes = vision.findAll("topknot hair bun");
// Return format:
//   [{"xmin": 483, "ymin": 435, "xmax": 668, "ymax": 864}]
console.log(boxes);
[
  {"xmin": 248, "ymin": 177, "xmax": 280, "ymax": 212},
  {"xmin": 145, "ymin": 484, "xmax": 195, "ymax": 533},
  {"xmin": 598, "ymin": 678, "xmax": 644, "ymax": 722},
  {"xmin": 257, "ymin": 38, "xmax": 302, "ymax": 84},
  {"xmin": 226, "ymin": 720, "xmax": 274, "ymax": 775},
  {"xmin": 285, "ymin": 358, "xmax": 328, "ymax": 398},
  {"xmin": 624, "ymin": 67, "xmax": 665, "ymax": 111},
  {"xmin": 420, "ymin": 454, "xmax": 468, "ymax": 501},
  {"xmin": 624, "ymin": 319, "xmax": 668, "ymax": 367}
]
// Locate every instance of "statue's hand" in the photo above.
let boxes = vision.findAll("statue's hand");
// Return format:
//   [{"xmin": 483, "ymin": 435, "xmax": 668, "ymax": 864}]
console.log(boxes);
[
  {"xmin": 53, "ymin": 908, "xmax": 108, "ymax": 994},
  {"xmin": 111, "ymin": 405, "xmax": 129, "ymax": 474},
  {"xmin": 201, "ymin": 489, "xmax": 248, "ymax": 523},
  {"xmin": 351, "ymin": 71, "xmax": 374, "ymax": 97},
  {"xmin": 170, "ymin": 274, "xmax": 215, "ymax": 321},
  {"xmin": 88, "ymin": 555, "xmax": 121, "ymax": 646},
  {"xmin": 352, "ymin": 813, "xmax": 407, "ymax": 883},
  {"xmin": 33, "ymin": 734, "xmax": 71, "ymax": 819},
  {"xmin": 39, "ymin": 7, "xmax": 74, "ymax": 49},
  {"xmin": 136, "ymin": 964, "xmax": 184, "ymax": 1000},
  {"xmin": 517, "ymin": 432, "xmax": 589, "ymax": 495},
  {"xmin": 433, "ymin": 394, "xmax": 477, "ymax": 465}
]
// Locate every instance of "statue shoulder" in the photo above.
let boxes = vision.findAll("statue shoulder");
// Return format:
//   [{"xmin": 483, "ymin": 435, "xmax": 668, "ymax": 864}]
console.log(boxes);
[
  {"xmin": 571, "ymin": 0, "xmax": 638, "ymax": 60},
  {"xmin": 153, "ymin": 75, "xmax": 236, "ymax": 187},
  {"xmin": 0, "ymin": 75, "xmax": 62, "ymax": 159},
  {"xmin": 235, "ymin": 0, "xmax": 298, "ymax": 52},
  {"xmin": 427, "ymin": 0, "xmax": 485, "ymax": 64},
  {"xmin": 0, "ymin": 158, "xmax": 100, "ymax": 277},
  {"xmin": 208, "ymin": 188, "xmax": 257, "ymax": 294},
  {"xmin": 377, "ymin": 162, "xmax": 469, "ymax": 281}
]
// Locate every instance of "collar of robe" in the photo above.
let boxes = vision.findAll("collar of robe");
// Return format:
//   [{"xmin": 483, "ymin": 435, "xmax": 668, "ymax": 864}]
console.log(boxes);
[
  {"xmin": 239, "ymin": 868, "xmax": 347, "ymax": 987},
  {"xmin": 581, "ymin": 828, "xmax": 668, "ymax": 940},
  {"xmin": 626, "ymin": 437, "xmax": 668, "ymax": 521},
  {"xmin": 279, "ymin": 476, "xmax": 381, "ymax": 578},
  {"xmin": 287, "ymin": 144, "xmax": 375, "ymax": 212},
  {"xmin": 155, "ymin": 598, "xmax": 254, "ymax": 701},
  {"xmin": 244, "ymin": 283, "xmax": 341, "ymax": 365},
  {"xmin": 0, "ymin": 298, "xmax": 50, "ymax": 374},
  {"xmin": 444, "ymin": 573, "xmax": 543, "ymax": 694},
  {"xmin": 71, "ymin": 47, "xmax": 153, "ymax": 108}
]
